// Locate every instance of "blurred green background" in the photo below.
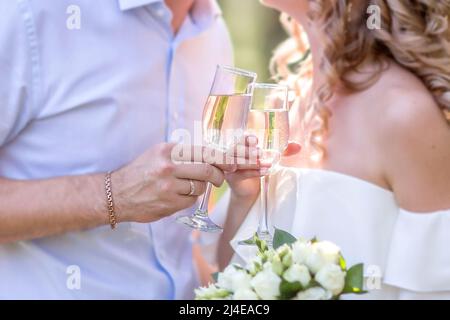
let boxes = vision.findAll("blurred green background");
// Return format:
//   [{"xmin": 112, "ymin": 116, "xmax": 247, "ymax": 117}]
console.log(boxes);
[
  {"xmin": 210, "ymin": 1, "xmax": 287, "ymax": 207},
  {"xmin": 218, "ymin": 0, "xmax": 286, "ymax": 83}
]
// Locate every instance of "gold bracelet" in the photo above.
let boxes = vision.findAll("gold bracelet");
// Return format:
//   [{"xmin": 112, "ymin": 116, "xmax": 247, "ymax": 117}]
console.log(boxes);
[{"xmin": 104, "ymin": 172, "xmax": 118, "ymax": 230}]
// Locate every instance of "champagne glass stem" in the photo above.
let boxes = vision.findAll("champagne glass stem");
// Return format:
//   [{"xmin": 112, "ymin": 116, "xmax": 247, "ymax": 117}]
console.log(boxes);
[
  {"xmin": 197, "ymin": 183, "xmax": 213, "ymax": 216},
  {"xmin": 256, "ymin": 175, "xmax": 272, "ymax": 247},
  {"xmin": 176, "ymin": 181, "xmax": 222, "ymax": 232}
]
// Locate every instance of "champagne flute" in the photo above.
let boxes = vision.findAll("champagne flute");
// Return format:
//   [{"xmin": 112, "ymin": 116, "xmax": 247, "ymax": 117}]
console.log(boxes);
[
  {"xmin": 176, "ymin": 65, "xmax": 257, "ymax": 233},
  {"xmin": 238, "ymin": 83, "xmax": 289, "ymax": 247}
]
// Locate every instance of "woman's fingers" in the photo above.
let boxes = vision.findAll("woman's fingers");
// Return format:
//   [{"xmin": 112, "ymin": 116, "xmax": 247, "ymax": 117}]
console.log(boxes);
[
  {"xmin": 225, "ymin": 169, "xmax": 264, "ymax": 181},
  {"xmin": 170, "ymin": 140, "xmax": 297, "ymax": 178},
  {"xmin": 170, "ymin": 139, "xmax": 262, "ymax": 172},
  {"xmin": 226, "ymin": 134, "xmax": 260, "ymax": 159}
]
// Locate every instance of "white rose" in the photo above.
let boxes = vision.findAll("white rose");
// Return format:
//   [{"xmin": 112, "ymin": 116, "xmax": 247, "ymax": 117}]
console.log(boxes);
[
  {"xmin": 262, "ymin": 261, "xmax": 273, "ymax": 270},
  {"xmin": 305, "ymin": 241, "xmax": 341, "ymax": 274},
  {"xmin": 233, "ymin": 289, "xmax": 260, "ymax": 300},
  {"xmin": 315, "ymin": 264, "xmax": 346, "ymax": 296},
  {"xmin": 217, "ymin": 265, "xmax": 236, "ymax": 291},
  {"xmin": 283, "ymin": 264, "xmax": 311, "ymax": 287},
  {"xmin": 195, "ymin": 284, "xmax": 231, "ymax": 300},
  {"xmin": 250, "ymin": 268, "xmax": 282, "ymax": 300},
  {"xmin": 316, "ymin": 241, "xmax": 341, "ymax": 257},
  {"xmin": 276, "ymin": 244, "xmax": 291, "ymax": 256},
  {"xmin": 291, "ymin": 240, "xmax": 311, "ymax": 265},
  {"xmin": 294, "ymin": 287, "xmax": 333, "ymax": 300},
  {"xmin": 231, "ymin": 269, "xmax": 253, "ymax": 291},
  {"xmin": 218, "ymin": 265, "xmax": 252, "ymax": 292},
  {"xmin": 264, "ymin": 250, "xmax": 276, "ymax": 262},
  {"xmin": 276, "ymin": 244, "xmax": 293, "ymax": 267},
  {"xmin": 246, "ymin": 256, "xmax": 263, "ymax": 275}
]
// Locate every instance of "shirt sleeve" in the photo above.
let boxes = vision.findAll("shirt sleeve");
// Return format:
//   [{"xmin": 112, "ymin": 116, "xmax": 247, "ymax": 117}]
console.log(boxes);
[
  {"xmin": 384, "ymin": 208, "xmax": 450, "ymax": 299},
  {"xmin": 0, "ymin": 1, "xmax": 38, "ymax": 147}
]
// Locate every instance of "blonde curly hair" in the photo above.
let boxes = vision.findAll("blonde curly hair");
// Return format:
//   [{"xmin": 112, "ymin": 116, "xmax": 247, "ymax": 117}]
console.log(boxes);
[{"xmin": 272, "ymin": 0, "xmax": 450, "ymax": 161}]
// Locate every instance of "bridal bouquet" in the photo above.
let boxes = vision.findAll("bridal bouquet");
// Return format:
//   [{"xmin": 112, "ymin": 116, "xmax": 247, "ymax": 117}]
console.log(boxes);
[{"xmin": 195, "ymin": 229, "xmax": 365, "ymax": 300}]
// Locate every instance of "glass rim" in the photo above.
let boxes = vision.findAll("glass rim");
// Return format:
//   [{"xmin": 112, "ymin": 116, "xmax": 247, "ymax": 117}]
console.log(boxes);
[
  {"xmin": 249, "ymin": 83, "xmax": 289, "ymax": 91},
  {"xmin": 217, "ymin": 65, "xmax": 257, "ymax": 79},
  {"xmin": 250, "ymin": 83, "xmax": 289, "ymax": 110}
]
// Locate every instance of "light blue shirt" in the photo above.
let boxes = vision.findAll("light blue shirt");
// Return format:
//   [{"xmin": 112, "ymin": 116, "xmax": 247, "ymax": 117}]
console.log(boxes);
[{"xmin": 0, "ymin": 0, "xmax": 232, "ymax": 299}]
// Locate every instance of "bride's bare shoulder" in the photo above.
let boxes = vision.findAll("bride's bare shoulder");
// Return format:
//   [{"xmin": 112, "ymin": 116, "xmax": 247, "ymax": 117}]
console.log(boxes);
[
  {"xmin": 367, "ymin": 62, "xmax": 450, "ymax": 212},
  {"xmin": 371, "ymin": 62, "xmax": 444, "ymax": 122},
  {"xmin": 369, "ymin": 62, "xmax": 449, "ymax": 147}
]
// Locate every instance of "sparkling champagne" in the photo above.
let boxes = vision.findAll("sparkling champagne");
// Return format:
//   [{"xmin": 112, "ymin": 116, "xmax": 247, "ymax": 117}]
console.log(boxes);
[
  {"xmin": 247, "ymin": 109, "xmax": 289, "ymax": 165},
  {"xmin": 203, "ymin": 94, "xmax": 251, "ymax": 150}
]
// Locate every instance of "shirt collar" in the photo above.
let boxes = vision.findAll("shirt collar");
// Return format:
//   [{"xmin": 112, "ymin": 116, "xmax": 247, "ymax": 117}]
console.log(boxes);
[
  {"xmin": 118, "ymin": 0, "xmax": 222, "ymax": 17},
  {"xmin": 191, "ymin": 0, "xmax": 222, "ymax": 23},
  {"xmin": 118, "ymin": 0, "xmax": 161, "ymax": 11}
]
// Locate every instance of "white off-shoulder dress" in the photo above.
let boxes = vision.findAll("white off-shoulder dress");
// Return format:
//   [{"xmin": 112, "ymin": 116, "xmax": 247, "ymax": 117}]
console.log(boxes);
[{"xmin": 211, "ymin": 167, "xmax": 450, "ymax": 300}]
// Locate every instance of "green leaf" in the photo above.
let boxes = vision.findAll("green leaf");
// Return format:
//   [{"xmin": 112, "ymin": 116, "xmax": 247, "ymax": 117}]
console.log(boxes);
[
  {"xmin": 304, "ymin": 279, "xmax": 321, "ymax": 290},
  {"xmin": 241, "ymin": 238, "xmax": 256, "ymax": 246},
  {"xmin": 273, "ymin": 228, "xmax": 297, "ymax": 250},
  {"xmin": 211, "ymin": 272, "xmax": 219, "ymax": 283},
  {"xmin": 255, "ymin": 236, "xmax": 268, "ymax": 254},
  {"xmin": 339, "ymin": 254, "xmax": 347, "ymax": 271},
  {"xmin": 279, "ymin": 280, "xmax": 303, "ymax": 300},
  {"xmin": 343, "ymin": 263, "xmax": 366, "ymax": 294}
]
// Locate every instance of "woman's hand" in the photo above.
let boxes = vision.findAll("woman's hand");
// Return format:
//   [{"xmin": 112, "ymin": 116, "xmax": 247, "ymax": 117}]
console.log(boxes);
[
  {"xmin": 225, "ymin": 136, "xmax": 266, "ymax": 204},
  {"xmin": 225, "ymin": 136, "xmax": 302, "ymax": 205}
]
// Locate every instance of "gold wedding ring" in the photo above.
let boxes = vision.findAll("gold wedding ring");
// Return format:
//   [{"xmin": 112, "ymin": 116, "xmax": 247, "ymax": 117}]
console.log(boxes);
[{"xmin": 188, "ymin": 179, "xmax": 196, "ymax": 196}]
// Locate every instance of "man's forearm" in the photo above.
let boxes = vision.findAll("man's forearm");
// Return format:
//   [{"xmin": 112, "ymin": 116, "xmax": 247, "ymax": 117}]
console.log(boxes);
[{"xmin": 0, "ymin": 174, "xmax": 108, "ymax": 244}]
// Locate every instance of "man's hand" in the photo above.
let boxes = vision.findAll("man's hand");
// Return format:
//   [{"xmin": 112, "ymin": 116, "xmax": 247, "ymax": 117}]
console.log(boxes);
[
  {"xmin": 0, "ymin": 140, "xmax": 264, "ymax": 244},
  {"xmin": 112, "ymin": 143, "xmax": 226, "ymax": 223}
]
